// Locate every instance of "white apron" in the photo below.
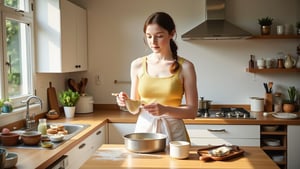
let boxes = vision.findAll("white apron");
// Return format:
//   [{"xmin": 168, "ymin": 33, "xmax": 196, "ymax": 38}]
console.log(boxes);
[{"xmin": 134, "ymin": 109, "xmax": 189, "ymax": 144}]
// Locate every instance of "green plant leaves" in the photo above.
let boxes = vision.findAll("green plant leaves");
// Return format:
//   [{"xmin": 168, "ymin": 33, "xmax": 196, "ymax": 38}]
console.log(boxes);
[{"xmin": 58, "ymin": 89, "xmax": 80, "ymax": 107}]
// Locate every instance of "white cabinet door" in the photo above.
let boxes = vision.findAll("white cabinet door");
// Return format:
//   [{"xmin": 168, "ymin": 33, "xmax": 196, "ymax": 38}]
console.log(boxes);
[
  {"xmin": 288, "ymin": 125, "xmax": 300, "ymax": 169},
  {"xmin": 65, "ymin": 125, "xmax": 106, "ymax": 169},
  {"xmin": 186, "ymin": 125, "xmax": 260, "ymax": 146},
  {"xmin": 35, "ymin": 0, "xmax": 87, "ymax": 73},
  {"xmin": 108, "ymin": 123, "xmax": 135, "ymax": 144}
]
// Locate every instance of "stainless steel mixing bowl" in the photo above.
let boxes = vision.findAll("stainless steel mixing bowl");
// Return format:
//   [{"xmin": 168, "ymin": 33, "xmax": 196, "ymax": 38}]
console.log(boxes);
[{"xmin": 123, "ymin": 133, "xmax": 167, "ymax": 153}]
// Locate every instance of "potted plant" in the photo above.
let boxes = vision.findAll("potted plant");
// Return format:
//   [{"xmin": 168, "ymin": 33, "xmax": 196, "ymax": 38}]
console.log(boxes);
[
  {"xmin": 0, "ymin": 99, "xmax": 13, "ymax": 113},
  {"xmin": 258, "ymin": 17, "xmax": 273, "ymax": 35},
  {"xmin": 296, "ymin": 21, "xmax": 300, "ymax": 35},
  {"xmin": 283, "ymin": 86, "xmax": 297, "ymax": 112},
  {"xmin": 58, "ymin": 89, "xmax": 80, "ymax": 118}
]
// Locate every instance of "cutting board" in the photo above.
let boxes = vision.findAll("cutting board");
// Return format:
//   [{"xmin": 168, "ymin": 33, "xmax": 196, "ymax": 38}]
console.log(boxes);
[
  {"xmin": 47, "ymin": 82, "xmax": 61, "ymax": 116},
  {"xmin": 197, "ymin": 145, "xmax": 244, "ymax": 162}
]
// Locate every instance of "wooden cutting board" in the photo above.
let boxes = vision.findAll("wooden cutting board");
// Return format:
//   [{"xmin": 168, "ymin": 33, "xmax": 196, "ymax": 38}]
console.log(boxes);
[
  {"xmin": 47, "ymin": 82, "xmax": 61, "ymax": 115},
  {"xmin": 197, "ymin": 145, "xmax": 245, "ymax": 162}
]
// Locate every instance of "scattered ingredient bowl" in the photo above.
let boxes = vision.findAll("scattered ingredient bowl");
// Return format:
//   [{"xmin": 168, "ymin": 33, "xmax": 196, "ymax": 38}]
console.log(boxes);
[
  {"xmin": 263, "ymin": 125, "xmax": 279, "ymax": 132},
  {"xmin": 49, "ymin": 134, "xmax": 64, "ymax": 142},
  {"xmin": 0, "ymin": 133, "xmax": 20, "ymax": 146},
  {"xmin": 41, "ymin": 141, "xmax": 53, "ymax": 148},
  {"xmin": 263, "ymin": 138, "xmax": 280, "ymax": 146},
  {"xmin": 4, "ymin": 152, "xmax": 18, "ymax": 168},
  {"xmin": 123, "ymin": 133, "xmax": 167, "ymax": 153},
  {"xmin": 21, "ymin": 131, "xmax": 41, "ymax": 145}
]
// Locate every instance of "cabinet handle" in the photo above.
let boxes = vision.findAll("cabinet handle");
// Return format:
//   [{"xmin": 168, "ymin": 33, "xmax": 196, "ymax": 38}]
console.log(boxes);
[
  {"xmin": 78, "ymin": 143, "xmax": 86, "ymax": 149},
  {"xmin": 96, "ymin": 130, "xmax": 102, "ymax": 135},
  {"xmin": 207, "ymin": 129, "xmax": 226, "ymax": 132}
]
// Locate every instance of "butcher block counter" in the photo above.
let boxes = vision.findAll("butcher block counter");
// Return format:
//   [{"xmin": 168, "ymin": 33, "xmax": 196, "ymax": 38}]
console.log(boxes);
[
  {"xmin": 1, "ymin": 109, "xmax": 300, "ymax": 168},
  {"xmin": 80, "ymin": 144, "xmax": 280, "ymax": 169}
]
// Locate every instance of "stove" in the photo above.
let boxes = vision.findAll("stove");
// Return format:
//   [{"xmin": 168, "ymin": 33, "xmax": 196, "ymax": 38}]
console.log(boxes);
[{"xmin": 197, "ymin": 107, "xmax": 255, "ymax": 119}]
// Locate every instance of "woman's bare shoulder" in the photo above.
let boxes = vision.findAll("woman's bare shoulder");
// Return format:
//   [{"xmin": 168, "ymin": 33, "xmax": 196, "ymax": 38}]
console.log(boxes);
[{"xmin": 131, "ymin": 56, "xmax": 145, "ymax": 68}]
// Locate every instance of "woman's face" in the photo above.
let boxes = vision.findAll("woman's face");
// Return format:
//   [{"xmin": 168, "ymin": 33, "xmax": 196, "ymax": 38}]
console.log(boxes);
[{"xmin": 145, "ymin": 23, "xmax": 174, "ymax": 54}]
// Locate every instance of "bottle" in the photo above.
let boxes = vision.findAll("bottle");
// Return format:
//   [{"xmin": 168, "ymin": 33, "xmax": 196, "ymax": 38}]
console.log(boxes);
[
  {"xmin": 248, "ymin": 55, "xmax": 255, "ymax": 69},
  {"xmin": 38, "ymin": 118, "xmax": 47, "ymax": 135}
]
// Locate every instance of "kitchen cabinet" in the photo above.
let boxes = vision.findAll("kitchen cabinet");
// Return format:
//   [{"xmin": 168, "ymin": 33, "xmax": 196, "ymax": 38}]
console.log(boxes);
[
  {"xmin": 65, "ymin": 125, "xmax": 106, "ymax": 169},
  {"xmin": 186, "ymin": 125, "xmax": 260, "ymax": 146},
  {"xmin": 35, "ymin": 0, "xmax": 88, "ymax": 73},
  {"xmin": 108, "ymin": 123, "xmax": 135, "ymax": 144},
  {"xmin": 261, "ymin": 125, "xmax": 287, "ymax": 169},
  {"xmin": 287, "ymin": 125, "xmax": 300, "ymax": 169}
]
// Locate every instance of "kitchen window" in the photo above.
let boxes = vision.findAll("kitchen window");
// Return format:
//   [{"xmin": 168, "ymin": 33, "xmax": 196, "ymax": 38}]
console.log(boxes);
[{"xmin": 0, "ymin": 0, "xmax": 34, "ymax": 108}]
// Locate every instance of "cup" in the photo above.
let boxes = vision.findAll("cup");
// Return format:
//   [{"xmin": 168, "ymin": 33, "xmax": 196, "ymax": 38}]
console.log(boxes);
[
  {"xmin": 277, "ymin": 58, "xmax": 284, "ymax": 68},
  {"xmin": 0, "ymin": 148, "xmax": 7, "ymax": 169},
  {"xmin": 169, "ymin": 141, "xmax": 190, "ymax": 159},
  {"xmin": 256, "ymin": 59, "xmax": 265, "ymax": 69},
  {"xmin": 276, "ymin": 25, "xmax": 284, "ymax": 35}
]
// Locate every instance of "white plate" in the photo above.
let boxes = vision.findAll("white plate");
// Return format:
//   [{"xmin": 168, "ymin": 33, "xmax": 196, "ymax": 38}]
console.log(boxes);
[{"xmin": 272, "ymin": 112, "xmax": 298, "ymax": 119}]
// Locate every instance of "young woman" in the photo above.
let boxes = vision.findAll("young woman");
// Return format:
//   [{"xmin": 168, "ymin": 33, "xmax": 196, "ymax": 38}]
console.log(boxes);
[{"xmin": 117, "ymin": 12, "xmax": 198, "ymax": 143}]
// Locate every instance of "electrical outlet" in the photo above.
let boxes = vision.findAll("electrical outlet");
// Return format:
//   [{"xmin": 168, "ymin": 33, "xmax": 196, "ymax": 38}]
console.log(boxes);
[{"xmin": 95, "ymin": 74, "xmax": 102, "ymax": 85}]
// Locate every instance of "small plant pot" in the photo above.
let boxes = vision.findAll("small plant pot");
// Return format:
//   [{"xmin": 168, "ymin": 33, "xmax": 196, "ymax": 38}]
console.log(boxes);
[
  {"xmin": 64, "ymin": 106, "xmax": 76, "ymax": 118},
  {"xmin": 261, "ymin": 26, "xmax": 271, "ymax": 35},
  {"xmin": 283, "ymin": 104, "xmax": 295, "ymax": 113}
]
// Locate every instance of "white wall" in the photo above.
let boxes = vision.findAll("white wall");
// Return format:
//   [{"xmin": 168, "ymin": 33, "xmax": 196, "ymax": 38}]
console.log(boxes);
[{"xmin": 64, "ymin": 0, "xmax": 300, "ymax": 105}]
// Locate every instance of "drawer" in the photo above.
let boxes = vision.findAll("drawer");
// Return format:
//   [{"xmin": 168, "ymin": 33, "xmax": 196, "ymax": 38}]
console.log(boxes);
[{"xmin": 186, "ymin": 125, "xmax": 260, "ymax": 139}]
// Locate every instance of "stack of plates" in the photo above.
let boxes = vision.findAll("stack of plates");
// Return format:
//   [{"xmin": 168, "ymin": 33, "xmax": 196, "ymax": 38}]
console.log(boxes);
[{"xmin": 263, "ymin": 139, "xmax": 280, "ymax": 146}]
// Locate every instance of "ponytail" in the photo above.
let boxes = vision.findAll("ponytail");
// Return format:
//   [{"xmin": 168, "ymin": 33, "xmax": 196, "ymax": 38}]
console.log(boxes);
[{"xmin": 170, "ymin": 39, "xmax": 179, "ymax": 73}]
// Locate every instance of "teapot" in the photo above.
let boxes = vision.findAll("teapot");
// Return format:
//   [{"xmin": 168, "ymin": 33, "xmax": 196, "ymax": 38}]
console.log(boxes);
[{"xmin": 284, "ymin": 54, "xmax": 296, "ymax": 69}]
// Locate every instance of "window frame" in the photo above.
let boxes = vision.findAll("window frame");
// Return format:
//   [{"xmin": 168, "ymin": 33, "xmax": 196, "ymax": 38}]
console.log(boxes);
[{"xmin": 0, "ymin": 0, "xmax": 34, "ymax": 108}]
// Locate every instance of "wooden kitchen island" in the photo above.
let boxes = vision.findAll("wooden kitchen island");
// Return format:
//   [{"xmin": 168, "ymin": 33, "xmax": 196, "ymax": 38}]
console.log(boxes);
[{"xmin": 80, "ymin": 144, "xmax": 280, "ymax": 169}]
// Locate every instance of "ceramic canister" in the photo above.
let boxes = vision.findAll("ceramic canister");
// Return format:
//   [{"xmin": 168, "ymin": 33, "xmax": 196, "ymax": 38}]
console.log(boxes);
[
  {"xmin": 250, "ymin": 97, "xmax": 264, "ymax": 112},
  {"xmin": 76, "ymin": 95, "xmax": 94, "ymax": 113}
]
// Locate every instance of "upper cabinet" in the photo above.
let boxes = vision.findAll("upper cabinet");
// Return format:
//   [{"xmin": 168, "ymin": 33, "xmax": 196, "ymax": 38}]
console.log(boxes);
[{"xmin": 35, "ymin": 0, "xmax": 87, "ymax": 73}]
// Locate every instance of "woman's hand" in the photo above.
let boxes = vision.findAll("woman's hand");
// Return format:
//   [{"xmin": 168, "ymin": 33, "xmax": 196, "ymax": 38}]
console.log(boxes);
[
  {"xmin": 115, "ymin": 92, "xmax": 129, "ymax": 107},
  {"xmin": 143, "ymin": 103, "xmax": 165, "ymax": 116}
]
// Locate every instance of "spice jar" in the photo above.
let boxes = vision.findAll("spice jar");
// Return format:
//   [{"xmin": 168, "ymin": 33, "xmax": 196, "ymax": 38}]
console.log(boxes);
[{"xmin": 274, "ymin": 93, "xmax": 282, "ymax": 113}]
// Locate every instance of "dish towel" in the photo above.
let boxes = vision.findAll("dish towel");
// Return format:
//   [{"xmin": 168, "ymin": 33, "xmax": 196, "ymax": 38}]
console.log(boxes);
[{"xmin": 135, "ymin": 109, "xmax": 188, "ymax": 144}]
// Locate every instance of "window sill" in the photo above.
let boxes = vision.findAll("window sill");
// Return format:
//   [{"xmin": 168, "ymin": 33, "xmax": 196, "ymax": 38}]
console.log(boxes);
[{"xmin": 0, "ymin": 104, "xmax": 42, "ymax": 127}]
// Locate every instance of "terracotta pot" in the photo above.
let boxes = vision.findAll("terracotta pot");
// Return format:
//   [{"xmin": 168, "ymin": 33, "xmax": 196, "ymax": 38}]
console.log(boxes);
[
  {"xmin": 261, "ymin": 26, "xmax": 271, "ymax": 35},
  {"xmin": 283, "ymin": 104, "xmax": 295, "ymax": 113}
]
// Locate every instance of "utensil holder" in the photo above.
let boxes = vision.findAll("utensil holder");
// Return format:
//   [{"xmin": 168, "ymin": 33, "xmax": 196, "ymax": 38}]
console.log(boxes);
[{"xmin": 264, "ymin": 93, "xmax": 273, "ymax": 112}]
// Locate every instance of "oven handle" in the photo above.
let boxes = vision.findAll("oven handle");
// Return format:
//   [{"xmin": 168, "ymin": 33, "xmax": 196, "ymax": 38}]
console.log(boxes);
[{"xmin": 207, "ymin": 129, "xmax": 226, "ymax": 132}]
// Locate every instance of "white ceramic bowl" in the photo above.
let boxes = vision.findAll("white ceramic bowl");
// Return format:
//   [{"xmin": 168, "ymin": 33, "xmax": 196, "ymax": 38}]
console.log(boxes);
[
  {"xmin": 4, "ymin": 152, "xmax": 18, "ymax": 168},
  {"xmin": 49, "ymin": 134, "xmax": 64, "ymax": 142},
  {"xmin": 263, "ymin": 139, "xmax": 280, "ymax": 146},
  {"xmin": 263, "ymin": 125, "xmax": 279, "ymax": 132},
  {"xmin": 169, "ymin": 141, "xmax": 190, "ymax": 159},
  {"xmin": 272, "ymin": 155, "xmax": 284, "ymax": 162}
]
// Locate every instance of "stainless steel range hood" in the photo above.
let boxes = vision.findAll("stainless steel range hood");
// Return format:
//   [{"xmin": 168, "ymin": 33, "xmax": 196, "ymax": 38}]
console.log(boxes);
[{"xmin": 181, "ymin": 0, "xmax": 252, "ymax": 40}]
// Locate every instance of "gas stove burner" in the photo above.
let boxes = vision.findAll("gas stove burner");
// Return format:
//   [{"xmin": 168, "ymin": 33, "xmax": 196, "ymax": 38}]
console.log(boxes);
[{"xmin": 197, "ymin": 107, "xmax": 253, "ymax": 119}]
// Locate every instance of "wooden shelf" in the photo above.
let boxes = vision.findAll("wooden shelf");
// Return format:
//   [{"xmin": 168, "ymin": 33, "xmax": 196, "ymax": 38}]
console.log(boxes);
[
  {"xmin": 246, "ymin": 68, "xmax": 300, "ymax": 73},
  {"xmin": 251, "ymin": 34, "xmax": 300, "ymax": 39}
]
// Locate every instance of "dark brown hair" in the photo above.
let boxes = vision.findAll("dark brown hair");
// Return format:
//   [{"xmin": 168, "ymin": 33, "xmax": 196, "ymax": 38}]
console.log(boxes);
[{"xmin": 143, "ymin": 12, "xmax": 180, "ymax": 73}]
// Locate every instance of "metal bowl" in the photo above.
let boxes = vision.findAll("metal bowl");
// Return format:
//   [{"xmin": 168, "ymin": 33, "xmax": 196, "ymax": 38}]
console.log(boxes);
[{"xmin": 123, "ymin": 133, "xmax": 167, "ymax": 153}]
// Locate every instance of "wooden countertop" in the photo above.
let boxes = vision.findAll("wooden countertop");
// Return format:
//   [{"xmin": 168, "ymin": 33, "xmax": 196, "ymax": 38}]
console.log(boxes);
[
  {"xmin": 80, "ymin": 144, "xmax": 280, "ymax": 169},
  {"xmin": 3, "ymin": 109, "xmax": 300, "ymax": 168}
]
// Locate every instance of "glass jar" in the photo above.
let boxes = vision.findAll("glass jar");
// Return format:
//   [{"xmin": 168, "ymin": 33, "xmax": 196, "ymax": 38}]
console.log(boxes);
[
  {"xmin": 274, "ymin": 93, "xmax": 282, "ymax": 113},
  {"xmin": 38, "ymin": 118, "xmax": 47, "ymax": 135}
]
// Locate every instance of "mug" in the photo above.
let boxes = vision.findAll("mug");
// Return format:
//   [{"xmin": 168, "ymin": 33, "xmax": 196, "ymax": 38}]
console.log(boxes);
[{"xmin": 256, "ymin": 59, "xmax": 265, "ymax": 69}]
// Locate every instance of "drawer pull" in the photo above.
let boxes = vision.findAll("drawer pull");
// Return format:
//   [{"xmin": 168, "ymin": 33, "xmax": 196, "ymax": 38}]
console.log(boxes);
[
  {"xmin": 96, "ymin": 130, "xmax": 102, "ymax": 135},
  {"xmin": 78, "ymin": 143, "xmax": 86, "ymax": 149},
  {"xmin": 207, "ymin": 129, "xmax": 226, "ymax": 132}
]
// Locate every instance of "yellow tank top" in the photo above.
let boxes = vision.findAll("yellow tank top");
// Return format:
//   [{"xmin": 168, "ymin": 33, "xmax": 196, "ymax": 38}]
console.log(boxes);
[{"xmin": 138, "ymin": 56, "xmax": 184, "ymax": 106}]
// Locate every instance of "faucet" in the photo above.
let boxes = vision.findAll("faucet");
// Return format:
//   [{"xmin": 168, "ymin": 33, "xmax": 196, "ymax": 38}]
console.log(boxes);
[{"xmin": 21, "ymin": 96, "xmax": 43, "ymax": 129}]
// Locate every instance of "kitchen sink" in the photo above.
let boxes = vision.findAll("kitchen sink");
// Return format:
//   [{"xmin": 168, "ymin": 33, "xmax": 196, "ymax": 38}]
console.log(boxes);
[{"xmin": 5, "ymin": 123, "xmax": 90, "ymax": 149}]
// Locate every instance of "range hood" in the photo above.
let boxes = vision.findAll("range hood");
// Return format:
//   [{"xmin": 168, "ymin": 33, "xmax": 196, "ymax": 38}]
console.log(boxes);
[{"xmin": 181, "ymin": 0, "xmax": 252, "ymax": 40}]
